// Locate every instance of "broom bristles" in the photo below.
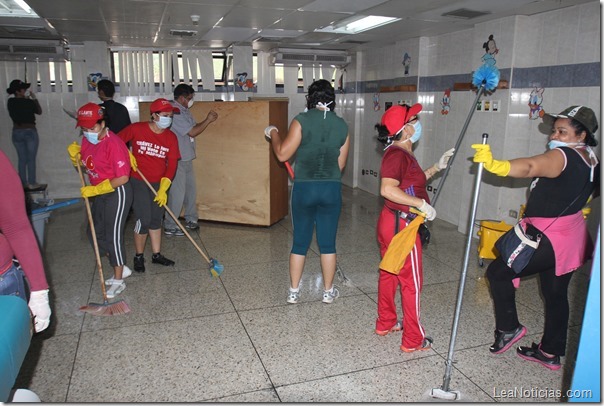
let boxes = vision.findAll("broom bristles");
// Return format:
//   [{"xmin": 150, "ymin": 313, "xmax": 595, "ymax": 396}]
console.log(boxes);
[
  {"xmin": 79, "ymin": 300, "xmax": 131, "ymax": 316},
  {"xmin": 209, "ymin": 258, "xmax": 224, "ymax": 277}
]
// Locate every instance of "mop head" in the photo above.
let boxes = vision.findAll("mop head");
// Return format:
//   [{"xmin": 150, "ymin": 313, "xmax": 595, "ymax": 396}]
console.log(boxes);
[
  {"xmin": 209, "ymin": 258, "xmax": 224, "ymax": 277},
  {"xmin": 429, "ymin": 387, "xmax": 461, "ymax": 401},
  {"xmin": 472, "ymin": 64, "xmax": 500, "ymax": 92}
]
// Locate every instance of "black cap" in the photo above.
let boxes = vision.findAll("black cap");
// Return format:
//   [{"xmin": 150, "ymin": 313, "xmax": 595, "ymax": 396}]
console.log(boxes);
[
  {"xmin": 6, "ymin": 79, "xmax": 31, "ymax": 95},
  {"xmin": 547, "ymin": 105, "xmax": 598, "ymax": 135}
]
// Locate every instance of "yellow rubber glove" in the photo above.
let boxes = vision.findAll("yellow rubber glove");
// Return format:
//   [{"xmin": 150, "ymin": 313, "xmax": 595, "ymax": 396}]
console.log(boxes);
[
  {"xmin": 582, "ymin": 196, "xmax": 593, "ymax": 220},
  {"xmin": 67, "ymin": 142, "xmax": 81, "ymax": 166},
  {"xmin": 129, "ymin": 151, "xmax": 138, "ymax": 172},
  {"xmin": 81, "ymin": 179, "xmax": 114, "ymax": 198},
  {"xmin": 154, "ymin": 177, "xmax": 171, "ymax": 207},
  {"xmin": 471, "ymin": 144, "xmax": 511, "ymax": 177}
]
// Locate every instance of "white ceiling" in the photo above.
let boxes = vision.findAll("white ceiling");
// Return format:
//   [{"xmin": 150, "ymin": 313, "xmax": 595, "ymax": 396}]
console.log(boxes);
[{"xmin": 0, "ymin": 0, "xmax": 596, "ymax": 52}]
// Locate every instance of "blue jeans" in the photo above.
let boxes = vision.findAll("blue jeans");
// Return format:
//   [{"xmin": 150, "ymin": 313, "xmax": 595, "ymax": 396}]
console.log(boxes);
[
  {"xmin": 12, "ymin": 127, "xmax": 39, "ymax": 185},
  {"xmin": 0, "ymin": 264, "xmax": 27, "ymax": 301}
]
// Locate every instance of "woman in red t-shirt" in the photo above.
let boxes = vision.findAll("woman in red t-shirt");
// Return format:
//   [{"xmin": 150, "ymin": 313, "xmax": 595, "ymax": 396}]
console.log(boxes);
[
  {"xmin": 69, "ymin": 102, "xmax": 133, "ymax": 299},
  {"xmin": 374, "ymin": 103, "xmax": 454, "ymax": 353}
]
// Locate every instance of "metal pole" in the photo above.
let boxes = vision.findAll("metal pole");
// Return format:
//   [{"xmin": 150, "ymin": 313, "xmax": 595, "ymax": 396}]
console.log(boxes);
[
  {"xmin": 440, "ymin": 133, "xmax": 488, "ymax": 393},
  {"xmin": 431, "ymin": 85, "xmax": 485, "ymax": 206}
]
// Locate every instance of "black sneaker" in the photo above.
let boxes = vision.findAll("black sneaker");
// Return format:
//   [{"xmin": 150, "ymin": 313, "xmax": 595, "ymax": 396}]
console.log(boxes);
[
  {"xmin": 185, "ymin": 221, "xmax": 199, "ymax": 230},
  {"xmin": 490, "ymin": 324, "xmax": 526, "ymax": 354},
  {"xmin": 164, "ymin": 227, "xmax": 185, "ymax": 237},
  {"xmin": 152, "ymin": 253, "xmax": 175, "ymax": 266},
  {"xmin": 133, "ymin": 255, "xmax": 145, "ymax": 273},
  {"xmin": 517, "ymin": 342, "xmax": 561, "ymax": 370}
]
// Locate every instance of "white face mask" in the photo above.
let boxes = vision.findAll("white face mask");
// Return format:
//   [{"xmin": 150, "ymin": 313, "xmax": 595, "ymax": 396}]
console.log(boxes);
[
  {"xmin": 156, "ymin": 115, "xmax": 172, "ymax": 129},
  {"xmin": 187, "ymin": 98, "xmax": 195, "ymax": 109}
]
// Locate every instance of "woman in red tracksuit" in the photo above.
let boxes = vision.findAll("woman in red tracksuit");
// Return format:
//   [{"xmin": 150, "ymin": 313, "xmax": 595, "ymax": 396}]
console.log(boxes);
[{"xmin": 374, "ymin": 103, "xmax": 453, "ymax": 353}]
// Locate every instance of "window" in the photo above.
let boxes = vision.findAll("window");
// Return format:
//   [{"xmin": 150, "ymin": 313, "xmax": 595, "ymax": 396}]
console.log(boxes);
[
  {"xmin": 47, "ymin": 61, "xmax": 73, "ymax": 86},
  {"xmin": 252, "ymin": 54, "xmax": 304, "ymax": 87},
  {"xmin": 110, "ymin": 51, "xmax": 227, "ymax": 86}
]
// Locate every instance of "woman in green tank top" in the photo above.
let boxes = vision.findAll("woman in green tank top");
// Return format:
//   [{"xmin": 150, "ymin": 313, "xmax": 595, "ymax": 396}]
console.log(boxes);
[{"xmin": 265, "ymin": 79, "xmax": 350, "ymax": 304}]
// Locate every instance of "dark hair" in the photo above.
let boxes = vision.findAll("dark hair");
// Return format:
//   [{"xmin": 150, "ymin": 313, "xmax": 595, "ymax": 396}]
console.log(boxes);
[
  {"xmin": 174, "ymin": 83, "xmax": 195, "ymax": 99},
  {"xmin": 306, "ymin": 79, "xmax": 335, "ymax": 111},
  {"xmin": 375, "ymin": 124, "xmax": 393, "ymax": 145},
  {"xmin": 375, "ymin": 103, "xmax": 413, "ymax": 145},
  {"xmin": 568, "ymin": 118, "xmax": 598, "ymax": 147},
  {"xmin": 97, "ymin": 79, "xmax": 115, "ymax": 97}
]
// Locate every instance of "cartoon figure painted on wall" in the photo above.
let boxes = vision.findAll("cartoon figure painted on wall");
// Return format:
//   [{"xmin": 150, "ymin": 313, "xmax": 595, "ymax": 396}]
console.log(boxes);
[
  {"xmin": 441, "ymin": 88, "xmax": 451, "ymax": 115},
  {"xmin": 481, "ymin": 35, "xmax": 499, "ymax": 67},
  {"xmin": 373, "ymin": 93, "xmax": 380, "ymax": 111},
  {"xmin": 235, "ymin": 72, "xmax": 254, "ymax": 91},
  {"xmin": 87, "ymin": 73, "xmax": 103, "ymax": 91},
  {"xmin": 402, "ymin": 52, "xmax": 411, "ymax": 75},
  {"xmin": 528, "ymin": 87, "xmax": 545, "ymax": 120}
]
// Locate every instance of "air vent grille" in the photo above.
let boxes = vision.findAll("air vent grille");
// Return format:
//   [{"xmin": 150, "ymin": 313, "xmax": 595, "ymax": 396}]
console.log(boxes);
[
  {"xmin": 442, "ymin": 8, "xmax": 490, "ymax": 19},
  {"xmin": 13, "ymin": 45, "xmax": 57, "ymax": 53},
  {"xmin": 270, "ymin": 48, "xmax": 350, "ymax": 66},
  {"xmin": 0, "ymin": 39, "xmax": 68, "ymax": 61},
  {"xmin": 170, "ymin": 29, "xmax": 197, "ymax": 37},
  {"xmin": 281, "ymin": 53, "xmax": 315, "ymax": 62},
  {"xmin": 315, "ymin": 54, "xmax": 349, "ymax": 63}
]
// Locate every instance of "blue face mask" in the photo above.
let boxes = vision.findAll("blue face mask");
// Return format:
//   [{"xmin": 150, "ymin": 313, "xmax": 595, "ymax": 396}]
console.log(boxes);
[
  {"xmin": 547, "ymin": 140, "xmax": 584, "ymax": 150},
  {"xmin": 407, "ymin": 120, "xmax": 422, "ymax": 143},
  {"xmin": 156, "ymin": 116, "xmax": 172, "ymax": 129},
  {"xmin": 83, "ymin": 131, "xmax": 100, "ymax": 145}
]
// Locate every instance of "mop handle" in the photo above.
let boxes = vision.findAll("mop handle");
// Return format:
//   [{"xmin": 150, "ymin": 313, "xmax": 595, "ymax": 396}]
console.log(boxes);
[
  {"xmin": 431, "ymin": 84, "xmax": 486, "ymax": 206},
  {"xmin": 441, "ymin": 133, "xmax": 488, "ymax": 392}
]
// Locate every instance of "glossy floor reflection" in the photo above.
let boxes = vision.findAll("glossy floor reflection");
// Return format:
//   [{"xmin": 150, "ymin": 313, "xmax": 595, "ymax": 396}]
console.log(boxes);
[{"xmin": 15, "ymin": 186, "xmax": 594, "ymax": 402}]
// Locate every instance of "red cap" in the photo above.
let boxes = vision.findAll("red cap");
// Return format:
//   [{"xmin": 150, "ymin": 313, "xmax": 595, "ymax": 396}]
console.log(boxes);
[
  {"xmin": 381, "ymin": 103, "xmax": 422, "ymax": 136},
  {"xmin": 76, "ymin": 102, "xmax": 104, "ymax": 128},
  {"xmin": 150, "ymin": 98, "xmax": 179, "ymax": 114}
]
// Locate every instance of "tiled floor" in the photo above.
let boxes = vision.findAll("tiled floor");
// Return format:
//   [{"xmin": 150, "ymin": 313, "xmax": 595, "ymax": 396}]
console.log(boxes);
[{"xmin": 15, "ymin": 186, "xmax": 594, "ymax": 402}]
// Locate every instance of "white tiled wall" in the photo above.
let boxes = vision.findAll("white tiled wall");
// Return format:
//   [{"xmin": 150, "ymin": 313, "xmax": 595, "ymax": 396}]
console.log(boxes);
[
  {"xmin": 0, "ymin": 2, "xmax": 599, "ymax": 223},
  {"xmin": 352, "ymin": 1, "xmax": 600, "ymax": 232}
]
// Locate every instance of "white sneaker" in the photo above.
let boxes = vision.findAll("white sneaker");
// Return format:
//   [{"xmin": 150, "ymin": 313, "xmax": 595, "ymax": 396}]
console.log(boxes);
[
  {"xmin": 105, "ymin": 266, "xmax": 132, "ymax": 286},
  {"xmin": 322, "ymin": 286, "xmax": 340, "ymax": 304},
  {"xmin": 287, "ymin": 288, "xmax": 300, "ymax": 304},
  {"xmin": 106, "ymin": 281, "xmax": 126, "ymax": 299}
]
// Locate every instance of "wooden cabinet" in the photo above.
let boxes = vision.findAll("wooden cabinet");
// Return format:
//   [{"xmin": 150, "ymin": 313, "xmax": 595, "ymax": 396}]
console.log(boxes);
[{"xmin": 139, "ymin": 100, "xmax": 289, "ymax": 226}]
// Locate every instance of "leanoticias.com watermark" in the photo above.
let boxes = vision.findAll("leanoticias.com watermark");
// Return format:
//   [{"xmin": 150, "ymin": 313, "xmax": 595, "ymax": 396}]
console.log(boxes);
[{"xmin": 493, "ymin": 386, "xmax": 593, "ymax": 400}]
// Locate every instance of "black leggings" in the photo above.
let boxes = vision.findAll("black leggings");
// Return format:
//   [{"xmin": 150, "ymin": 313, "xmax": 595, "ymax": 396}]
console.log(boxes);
[{"xmin": 486, "ymin": 234, "xmax": 573, "ymax": 356}]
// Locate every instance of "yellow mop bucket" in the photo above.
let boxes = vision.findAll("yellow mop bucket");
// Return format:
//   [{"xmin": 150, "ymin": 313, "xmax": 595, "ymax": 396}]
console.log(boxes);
[{"xmin": 477, "ymin": 220, "xmax": 513, "ymax": 266}]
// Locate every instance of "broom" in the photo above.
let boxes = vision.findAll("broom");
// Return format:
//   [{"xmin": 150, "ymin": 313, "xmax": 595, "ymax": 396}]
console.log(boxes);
[
  {"xmin": 76, "ymin": 158, "xmax": 131, "ymax": 316},
  {"xmin": 136, "ymin": 169, "xmax": 224, "ymax": 277}
]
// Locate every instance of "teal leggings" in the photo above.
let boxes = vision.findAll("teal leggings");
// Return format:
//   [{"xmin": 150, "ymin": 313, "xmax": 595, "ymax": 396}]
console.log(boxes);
[{"xmin": 291, "ymin": 181, "xmax": 341, "ymax": 255}]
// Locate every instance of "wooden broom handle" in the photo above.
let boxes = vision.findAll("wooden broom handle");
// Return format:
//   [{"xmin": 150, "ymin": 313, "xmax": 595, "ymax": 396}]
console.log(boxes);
[
  {"xmin": 135, "ymin": 169, "xmax": 212, "ymax": 265},
  {"xmin": 76, "ymin": 158, "xmax": 109, "ymax": 301}
]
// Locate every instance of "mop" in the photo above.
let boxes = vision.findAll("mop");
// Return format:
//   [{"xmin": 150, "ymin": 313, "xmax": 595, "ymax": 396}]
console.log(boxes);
[
  {"xmin": 284, "ymin": 159, "xmax": 352, "ymax": 287},
  {"xmin": 430, "ymin": 134, "xmax": 489, "ymax": 401},
  {"xmin": 136, "ymin": 169, "xmax": 224, "ymax": 277},
  {"xmin": 431, "ymin": 64, "xmax": 500, "ymax": 206},
  {"xmin": 76, "ymin": 158, "xmax": 131, "ymax": 316}
]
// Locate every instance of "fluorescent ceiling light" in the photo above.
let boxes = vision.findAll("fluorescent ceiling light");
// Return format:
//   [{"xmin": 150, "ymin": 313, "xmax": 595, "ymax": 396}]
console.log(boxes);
[
  {"xmin": 315, "ymin": 15, "xmax": 400, "ymax": 34},
  {"xmin": 14, "ymin": 0, "xmax": 31, "ymax": 13}
]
